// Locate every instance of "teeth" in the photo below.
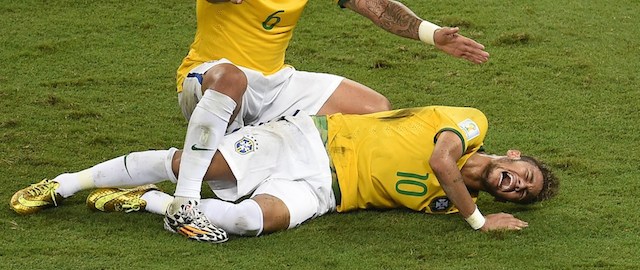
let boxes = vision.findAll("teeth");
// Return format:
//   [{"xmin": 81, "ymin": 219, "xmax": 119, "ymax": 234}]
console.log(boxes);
[{"xmin": 499, "ymin": 172, "xmax": 512, "ymax": 191}]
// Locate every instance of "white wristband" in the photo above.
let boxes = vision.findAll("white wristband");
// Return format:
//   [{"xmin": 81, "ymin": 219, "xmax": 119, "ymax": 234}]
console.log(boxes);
[
  {"xmin": 418, "ymin": 20, "xmax": 442, "ymax": 45},
  {"xmin": 465, "ymin": 206, "xmax": 486, "ymax": 230}
]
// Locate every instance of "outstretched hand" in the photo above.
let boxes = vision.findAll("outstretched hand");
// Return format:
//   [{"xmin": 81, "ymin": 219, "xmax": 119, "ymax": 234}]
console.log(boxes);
[
  {"xmin": 479, "ymin": 213, "xmax": 528, "ymax": 232},
  {"xmin": 434, "ymin": 27, "xmax": 490, "ymax": 64}
]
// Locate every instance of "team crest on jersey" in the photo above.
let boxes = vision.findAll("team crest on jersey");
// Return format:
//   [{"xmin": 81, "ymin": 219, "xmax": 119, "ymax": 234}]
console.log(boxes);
[
  {"xmin": 235, "ymin": 136, "xmax": 256, "ymax": 155},
  {"xmin": 429, "ymin": 196, "xmax": 452, "ymax": 212},
  {"xmin": 458, "ymin": 119, "xmax": 480, "ymax": 140}
]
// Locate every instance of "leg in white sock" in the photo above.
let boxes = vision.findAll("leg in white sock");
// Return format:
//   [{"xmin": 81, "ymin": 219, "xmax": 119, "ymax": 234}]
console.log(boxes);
[
  {"xmin": 162, "ymin": 64, "xmax": 244, "ymax": 243},
  {"xmin": 54, "ymin": 148, "xmax": 177, "ymax": 198},
  {"xmin": 200, "ymin": 198, "xmax": 264, "ymax": 236},
  {"xmin": 140, "ymin": 190, "xmax": 174, "ymax": 215},
  {"xmin": 173, "ymin": 90, "xmax": 236, "ymax": 202}
]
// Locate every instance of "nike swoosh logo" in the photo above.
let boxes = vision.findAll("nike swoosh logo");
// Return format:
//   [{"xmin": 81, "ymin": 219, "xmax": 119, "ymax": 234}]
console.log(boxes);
[
  {"xmin": 94, "ymin": 190, "xmax": 130, "ymax": 211},
  {"xmin": 18, "ymin": 195, "xmax": 51, "ymax": 207},
  {"xmin": 191, "ymin": 144, "xmax": 214, "ymax": 151}
]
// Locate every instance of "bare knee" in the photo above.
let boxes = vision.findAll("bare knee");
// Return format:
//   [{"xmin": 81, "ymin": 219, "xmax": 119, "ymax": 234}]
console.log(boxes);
[
  {"xmin": 201, "ymin": 63, "xmax": 247, "ymax": 102},
  {"xmin": 319, "ymin": 79, "xmax": 392, "ymax": 115},
  {"xmin": 367, "ymin": 95, "xmax": 392, "ymax": 113},
  {"xmin": 347, "ymin": 91, "xmax": 391, "ymax": 114},
  {"xmin": 253, "ymin": 194, "xmax": 290, "ymax": 234}
]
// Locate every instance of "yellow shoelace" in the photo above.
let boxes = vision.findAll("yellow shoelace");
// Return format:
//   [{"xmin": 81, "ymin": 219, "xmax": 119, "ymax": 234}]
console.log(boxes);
[
  {"xmin": 122, "ymin": 198, "xmax": 143, "ymax": 213},
  {"xmin": 27, "ymin": 180, "xmax": 58, "ymax": 206}
]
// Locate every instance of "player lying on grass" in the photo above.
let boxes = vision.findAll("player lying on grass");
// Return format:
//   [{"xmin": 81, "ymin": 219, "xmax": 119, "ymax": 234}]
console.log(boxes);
[
  {"xmin": 169, "ymin": 0, "xmax": 490, "ymax": 238},
  {"xmin": 10, "ymin": 106, "xmax": 558, "ymax": 243}
]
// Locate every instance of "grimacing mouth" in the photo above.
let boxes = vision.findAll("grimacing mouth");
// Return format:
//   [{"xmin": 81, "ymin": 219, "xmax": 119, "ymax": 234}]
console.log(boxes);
[{"xmin": 498, "ymin": 171, "xmax": 515, "ymax": 192}]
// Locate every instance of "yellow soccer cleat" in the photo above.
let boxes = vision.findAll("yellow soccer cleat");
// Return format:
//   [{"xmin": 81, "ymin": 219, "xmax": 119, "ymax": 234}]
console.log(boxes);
[
  {"xmin": 10, "ymin": 179, "xmax": 64, "ymax": 215},
  {"xmin": 86, "ymin": 184, "xmax": 159, "ymax": 213}
]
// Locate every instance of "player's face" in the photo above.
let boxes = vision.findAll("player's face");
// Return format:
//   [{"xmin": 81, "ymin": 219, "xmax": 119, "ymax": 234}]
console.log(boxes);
[{"xmin": 482, "ymin": 156, "xmax": 544, "ymax": 203}]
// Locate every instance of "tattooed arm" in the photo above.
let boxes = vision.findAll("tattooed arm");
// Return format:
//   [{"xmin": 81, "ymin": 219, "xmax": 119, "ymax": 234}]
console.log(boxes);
[
  {"xmin": 342, "ymin": 0, "xmax": 490, "ymax": 64},
  {"xmin": 342, "ymin": 0, "xmax": 421, "ymax": 39}
]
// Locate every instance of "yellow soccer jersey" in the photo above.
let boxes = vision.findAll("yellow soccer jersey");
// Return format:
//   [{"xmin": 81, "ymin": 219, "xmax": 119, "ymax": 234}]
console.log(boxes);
[
  {"xmin": 176, "ymin": 0, "xmax": 309, "ymax": 92},
  {"xmin": 327, "ymin": 106, "xmax": 487, "ymax": 214}
]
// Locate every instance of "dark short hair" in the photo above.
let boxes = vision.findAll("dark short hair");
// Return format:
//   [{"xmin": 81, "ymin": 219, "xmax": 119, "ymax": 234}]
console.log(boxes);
[{"xmin": 517, "ymin": 155, "xmax": 559, "ymax": 204}]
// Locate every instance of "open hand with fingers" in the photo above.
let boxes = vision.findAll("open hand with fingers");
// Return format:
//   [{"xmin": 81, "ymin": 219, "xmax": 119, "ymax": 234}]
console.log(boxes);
[
  {"xmin": 434, "ymin": 27, "xmax": 490, "ymax": 64},
  {"xmin": 480, "ymin": 213, "xmax": 529, "ymax": 231}
]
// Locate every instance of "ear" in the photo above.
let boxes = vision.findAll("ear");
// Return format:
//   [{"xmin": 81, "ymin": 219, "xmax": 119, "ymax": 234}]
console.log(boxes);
[{"xmin": 506, "ymin": 149, "xmax": 521, "ymax": 159}]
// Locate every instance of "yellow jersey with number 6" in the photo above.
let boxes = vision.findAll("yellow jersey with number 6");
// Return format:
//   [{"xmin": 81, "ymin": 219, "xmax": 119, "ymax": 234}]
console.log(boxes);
[
  {"xmin": 177, "ymin": 0, "xmax": 309, "ymax": 92},
  {"xmin": 327, "ymin": 106, "xmax": 487, "ymax": 214}
]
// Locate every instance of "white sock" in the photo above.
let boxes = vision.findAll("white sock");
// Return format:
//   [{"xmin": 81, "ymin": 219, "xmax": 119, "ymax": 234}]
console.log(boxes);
[
  {"xmin": 173, "ymin": 90, "xmax": 236, "ymax": 200},
  {"xmin": 54, "ymin": 149, "xmax": 177, "ymax": 198},
  {"xmin": 200, "ymin": 199, "xmax": 264, "ymax": 236},
  {"xmin": 53, "ymin": 171, "xmax": 94, "ymax": 198},
  {"xmin": 141, "ymin": 190, "xmax": 174, "ymax": 215}
]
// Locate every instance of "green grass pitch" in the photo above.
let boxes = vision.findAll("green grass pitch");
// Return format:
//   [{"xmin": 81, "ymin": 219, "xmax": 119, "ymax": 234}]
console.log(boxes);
[{"xmin": 1, "ymin": 0, "xmax": 639, "ymax": 269}]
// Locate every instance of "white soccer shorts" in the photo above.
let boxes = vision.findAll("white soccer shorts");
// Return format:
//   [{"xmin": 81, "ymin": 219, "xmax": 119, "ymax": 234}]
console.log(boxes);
[
  {"xmin": 211, "ymin": 114, "xmax": 336, "ymax": 229},
  {"xmin": 178, "ymin": 58, "xmax": 343, "ymax": 133}
]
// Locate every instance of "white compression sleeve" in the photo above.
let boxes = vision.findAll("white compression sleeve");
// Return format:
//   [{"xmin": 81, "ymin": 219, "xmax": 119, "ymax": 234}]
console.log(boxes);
[
  {"xmin": 200, "ymin": 199, "xmax": 264, "ymax": 236},
  {"xmin": 173, "ymin": 90, "xmax": 236, "ymax": 199}
]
